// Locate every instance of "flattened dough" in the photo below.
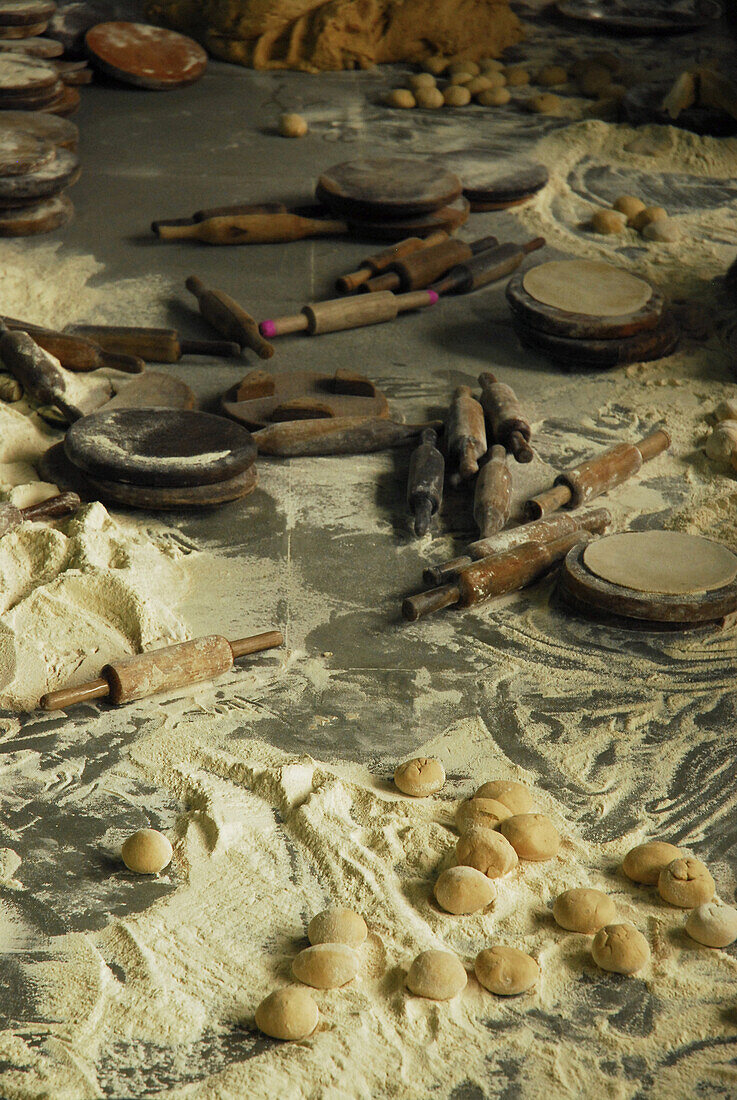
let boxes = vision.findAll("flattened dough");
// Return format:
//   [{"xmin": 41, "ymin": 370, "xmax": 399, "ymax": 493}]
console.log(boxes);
[
  {"xmin": 583, "ymin": 532, "xmax": 737, "ymax": 595},
  {"xmin": 523, "ymin": 260, "xmax": 652, "ymax": 318}
]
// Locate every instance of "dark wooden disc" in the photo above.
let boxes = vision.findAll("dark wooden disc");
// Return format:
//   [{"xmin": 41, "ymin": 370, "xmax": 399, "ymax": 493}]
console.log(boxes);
[
  {"xmin": 221, "ymin": 369, "xmax": 390, "ymax": 430},
  {"xmin": 0, "ymin": 19, "xmax": 47, "ymax": 37},
  {"xmin": 317, "ymin": 157, "xmax": 463, "ymax": 220},
  {"xmin": 0, "ymin": 76, "xmax": 61, "ymax": 108},
  {"xmin": 0, "ymin": 145, "xmax": 78, "ymax": 204},
  {"xmin": 0, "ymin": 109, "xmax": 78, "ymax": 149},
  {"xmin": 65, "ymin": 408, "xmax": 257, "ymax": 489},
  {"xmin": 0, "ymin": 51, "xmax": 57, "ymax": 93},
  {"xmin": 345, "ymin": 195, "xmax": 470, "ymax": 241},
  {"xmin": 506, "ymin": 270, "xmax": 665, "ymax": 339},
  {"xmin": 0, "ymin": 190, "xmax": 71, "ymax": 234},
  {"xmin": 0, "ymin": 1, "xmax": 56, "ymax": 27},
  {"xmin": 41, "ymin": 82, "xmax": 80, "ymax": 116},
  {"xmin": 553, "ymin": 0, "xmax": 722, "ymax": 35},
  {"xmin": 440, "ymin": 154, "xmax": 548, "ymax": 206},
  {"xmin": 0, "ymin": 125, "xmax": 52, "ymax": 174},
  {"xmin": 513, "ymin": 313, "xmax": 679, "ymax": 369},
  {"xmin": 85, "ymin": 22, "xmax": 208, "ymax": 90},
  {"xmin": 0, "ymin": 34, "xmax": 62, "ymax": 56}
]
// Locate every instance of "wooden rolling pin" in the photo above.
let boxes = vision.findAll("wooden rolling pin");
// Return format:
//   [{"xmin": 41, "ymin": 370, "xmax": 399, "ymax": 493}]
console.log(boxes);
[
  {"xmin": 525, "ymin": 428, "xmax": 671, "ymax": 520},
  {"xmin": 253, "ymin": 417, "xmax": 442, "ymax": 457},
  {"xmin": 152, "ymin": 202, "xmax": 288, "ymax": 233},
  {"xmin": 40, "ymin": 630, "xmax": 284, "ymax": 711},
  {"xmin": 4, "ymin": 317, "xmax": 144, "ymax": 374},
  {"xmin": 423, "ymin": 507, "xmax": 612, "ymax": 586},
  {"xmin": 154, "ymin": 212, "xmax": 348, "ymax": 245},
  {"xmin": 403, "ymin": 530, "xmax": 591, "ymax": 621},
  {"xmin": 446, "ymin": 385, "xmax": 487, "ymax": 485},
  {"xmin": 407, "ymin": 428, "xmax": 445, "ymax": 536},
  {"xmin": 0, "ymin": 491, "xmax": 81, "ymax": 540},
  {"xmin": 185, "ymin": 277, "xmax": 274, "ymax": 360},
  {"xmin": 363, "ymin": 234, "xmax": 499, "ymax": 294},
  {"xmin": 67, "ymin": 324, "xmax": 240, "ymax": 363},
  {"xmin": 260, "ymin": 289, "xmax": 437, "ymax": 339},
  {"xmin": 430, "ymin": 238, "xmax": 545, "ymax": 297},
  {"xmin": 336, "ymin": 231, "xmax": 448, "ymax": 294},
  {"xmin": 0, "ymin": 322, "xmax": 84, "ymax": 422},
  {"xmin": 478, "ymin": 372, "xmax": 534, "ymax": 464},
  {"xmin": 474, "ymin": 445, "xmax": 511, "ymax": 539}
]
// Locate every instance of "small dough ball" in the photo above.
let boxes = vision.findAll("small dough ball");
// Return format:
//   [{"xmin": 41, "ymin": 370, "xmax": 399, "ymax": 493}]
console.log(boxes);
[
  {"xmin": 444, "ymin": 85, "xmax": 471, "ymax": 107},
  {"xmin": 500, "ymin": 814, "xmax": 560, "ymax": 861},
  {"xmin": 658, "ymin": 857, "xmax": 715, "ymax": 909},
  {"xmin": 714, "ymin": 399, "xmax": 737, "ymax": 423},
  {"xmin": 408, "ymin": 72, "xmax": 436, "ymax": 89},
  {"xmin": 642, "ymin": 219, "xmax": 680, "ymax": 243},
  {"xmin": 406, "ymin": 948, "xmax": 467, "ymax": 999},
  {"xmin": 528, "ymin": 93, "xmax": 562, "ymax": 115},
  {"xmin": 292, "ymin": 943, "xmax": 359, "ymax": 989},
  {"xmin": 121, "ymin": 829, "xmax": 172, "ymax": 875},
  {"xmin": 612, "ymin": 195, "xmax": 645, "ymax": 224},
  {"xmin": 686, "ymin": 901, "xmax": 737, "ymax": 948},
  {"xmin": 465, "ymin": 76, "xmax": 493, "ymax": 95},
  {"xmin": 538, "ymin": 65, "xmax": 567, "ymax": 86},
  {"xmin": 386, "ymin": 89, "xmax": 416, "ymax": 109},
  {"xmin": 455, "ymin": 828, "xmax": 518, "ymax": 878},
  {"xmin": 448, "ymin": 60, "xmax": 480, "ymax": 77},
  {"xmin": 592, "ymin": 923, "xmax": 650, "ymax": 975},
  {"xmin": 434, "ymin": 865, "xmax": 496, "ymax": 914},
  {"xmin": 591, "ymin": 209, "xmax": 627, "ymax": 235},
  {"xmin": 478, "ymin": 70, "xmax": 506, "ymax": 89},
  {"xmin": 553, "ymin": 888, "xmax": 616, "ymax": 934},
  {"xmin": 475, "ymin": 946, "xmax": 539, "ymax": 995},
  {"xmin": 505, "ymin": 67, "xmax": 530, "ymax": 87},
  {"xmin": 475, "ymin": 780, "xmax": 533, "ymax": 815},
  {"xmin": 632, "ymin": 205, "xmax": 667, "ymax": 232},
  {"xmin": 394, "ymin": 756, "xmax": 445, "ymax": 797},
  {"xmin": 705, "ymin": 420, "xmax": 737, "ymax": 462},
  {"xmin": 456, "ymin": 797, "xmax": 511, "ymax": 833},
  {"xmin": 279, "ymin": 113, "xmax": 308, "ymax": 138},
  {"xmin": 308, "ymin": 906, "xmax": 367, "ymax": 948},
  {"xmin": 423, "ymin": 56, "xmax": 447, "ymax": 75},
  {"xmin": 479, "ymin": 58, "xmax": 504, "ymax": 72},
  {"xmin": 579, "ymin": 64, "xmax": 611, "ymax": 96},
  {"xmin": 448, "ymin": 70, "xmax": 474, "ymax": 86},
  {"xmin": 415, "ymin": 87, "xmax": 445, "ymax": 109},
  {"xmin": 0, "ymin": 374, "xmax": 22, "ymax": 402},
  {"xmin": 622, "ymin": 841, "xmax": 683, "ymax": 885},
  {"xmin": 477, "ymin": 87, "xmax": 511, "ymax": 107},
  {"xmin": 255, "ymin": 987, "xmax": 318, "ymax": 1041}
]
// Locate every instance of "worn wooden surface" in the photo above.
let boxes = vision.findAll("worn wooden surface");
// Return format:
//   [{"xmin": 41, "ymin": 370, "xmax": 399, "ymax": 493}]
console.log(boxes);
[
  {"xmin": 317, "ymin": 157, "xmax": 462, "ymax": 219},
  {"xmin": 514, "ymin": 314, "xmax": 680, "ymax": 369},
  {"xmin": 222, "ymin": 368, "xmax": 390, "ymax": 429}
]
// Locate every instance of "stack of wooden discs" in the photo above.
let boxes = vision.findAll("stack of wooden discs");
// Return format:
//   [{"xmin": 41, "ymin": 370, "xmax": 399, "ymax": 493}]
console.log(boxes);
[
  {"xmin": 0, "ymin": 110, "xmax": 78, "ymax": 235},
  {"xmin": 0, "ymin": 0, "xmax": 56, "ymax": 42},
  {"xmin": 506, "ymin": 259, "xmax": 680, "ymax": 370},
  {"xmin": 439, "ymin": 154, "xmax": 549, "ymax": 212},
  {"xmin": 315, "ymin": 157, "xmax": 469, "ymax": 240}
]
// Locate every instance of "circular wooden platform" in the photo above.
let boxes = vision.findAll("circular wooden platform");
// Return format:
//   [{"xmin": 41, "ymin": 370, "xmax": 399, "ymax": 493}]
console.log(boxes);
[
  {"xmin": 85, "ymin": 22, "xmax": 208, "ymax": 90},
  {"xmin": 317, "ymin": 157, "xmax": 463, "ymax": 220}
]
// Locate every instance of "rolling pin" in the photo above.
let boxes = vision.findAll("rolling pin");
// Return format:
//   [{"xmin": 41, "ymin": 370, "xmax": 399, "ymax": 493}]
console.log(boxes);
[
  {"xmin": 0, "ymin": 491, "xmax": 81, "ymax": 540},
  {"xmin": 152, "ymin": 202, "xmax": 288, "ymax": 233},
  {"xmin": 407, "ymin": 428, "xmax": 445, "ymax": 536},
  {"xmin": 446, "ymin": 385, "xmax": 487, "ymax": 485},
  {"xmin": 473, "ymin": 445, "xmax": 511, "ymax": 539},
  {"xmin": 3, "ymin": 318, "xmax": 144, "ymax": 374},
  {"xmin": 154, "ymin": 212, "xmax": 348, "ymax": 245},
  {"xmin": 185, "ymin": 276, "xmax": 274, "ymax": 360},
  {"xmin": 0, "ymin": 322, "xmax": 84, "ymax": 422},
  {"xmin": 423, "ymin": 507, "xmax": 612, "ymax": 586},
  {"xmin": 335, "ymin": 231, "xmax": 448, "ymax": 294},
  {"xmin": 478, "ymin": 372, "xmax": 534, "ymax": 464},
  {"xmin": 403, "ymin": 530, "xmax": 591, "ymax": 621},
  {"xmin": 40, "ymin": 629, "xmax": 284, "ymax": 711},
  {"xmin": 252, "ymin": 417, "xmax": 442, "ymax": 457},
  {"xmin": 67, "ymin": 324, "xmax": 240, "ymax": 364},
  {"xmin": 430, "ymin": 238, "xmax": 545, "ymax": 297},
  {"xmin": 525, "ymin": 428, "xmax": 671, "ymax": 520},
  {"xmin": 363, "ymin": 234, "xmax": 499, "ymax": 294},
  {"xmin": 260, "ymin": 289, "xmax": 438, "ymax": 339}
]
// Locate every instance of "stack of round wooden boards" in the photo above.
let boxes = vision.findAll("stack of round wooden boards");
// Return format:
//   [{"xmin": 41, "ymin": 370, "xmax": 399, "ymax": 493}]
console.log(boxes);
[
  {"xmin": 0, "ymin": 110, "xmax": 78, "ymax": 234},
  {"xmin": 506, "ymin": 259, "xmax": 680, "ymax": 370},
  {"xmin": 0, "ymin": 1, "xmax": 84, "ymax": 116}
]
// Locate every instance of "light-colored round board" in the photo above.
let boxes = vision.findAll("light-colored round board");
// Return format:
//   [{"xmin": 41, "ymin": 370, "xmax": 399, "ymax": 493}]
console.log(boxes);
[
  {"xmin": 0, "ymin": 109, "xmax": 78, "ymax": 149},
  {"xmin": 0, "ymin": 191, "xmax": 71, "ymax": 234},
  {"xmin": 0, "ymin": 1, "xmax": 56, "ymax": 27},
  {"xmin": 0, "ymin": 125, "xmax": 52, "ymax": 174},
  {"xmin": 0, "ymin": 19, "xmax": 47, "ymax": 37},
  {"xmin": 0, "ymin": 51, "xmax": 58, "ymax": 93},
  {"xmin": 523, "ymin": 260, "xmax": 653, "ymax": 318},
  {"xmin": 0, "ymin": 34, "xmax": 61, "ymax": 55},
  {"xmin": 583, "ymin": 531, "xmax": 737, "ymax": 595},
  {"xmin": 85, "ymin": 22, "xmax": 207, "ymax": 90},
  {"xmin": 0, "ymin": 145, "xmax": 78, "ymax": 204}
]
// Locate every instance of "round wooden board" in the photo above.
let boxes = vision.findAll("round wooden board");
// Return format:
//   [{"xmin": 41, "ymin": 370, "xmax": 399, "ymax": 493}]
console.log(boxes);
[
  {"xmin": 317, "ymin": 157, "xmax": 463, "ymax": 219},
  {"xmin": 0, "ymin": 76, "xmax": 61, "ymax": 108},
  {"xmin": 41, "ymin": 82, "xmax": 80, "ymax": 116},
  {"xmin": 0, "ymin": 1, "xmax": 56, "ymax": 26},
  {"xmin": 65, "ymin": 408, "xmax": 257, "ymax": 489},
  {"xmin": 513, "ymin": 313, "xmax": 679, "ymax": 369},
  {"xmin": 0, "ymin": 51, "xmax": 57, "ymax": 93},
  {"xmin": 0, "ymin": 35, "xmax": 62, "ymax": 56},
  {"xmin": 345, "ymin": 195, "xmax": 470, "ymax": 241},
  {"xmin": 552, "ymin": 0, "xmax": 722, "ymax": 35},
  {"xmin": 0, "ymin": 145, "xmax": 78, "ymax": 204},
  {"xmin": 0, "ymin": 19, "xmax": 47, "ymax": 37},
  {"xmin": 85, "ymin": 22, "xmax": 208, "ymax": 90},
  {"xmin": 0, "ymin": 190, "xmax": 71, "ymax": 234},
  {"xmin": 0, "ymin": 109, "xmax": 78, "ymax": 149},
  {"xmin": 583, "ymin": 531, "xmax": 737, "ymax": 594},
  {"xmin": 221, "ymin": 369, "xmax": 390, "ymax": 430},
  {"xmin": 440, "ymin": 154, "xmax": 548, "ymax": 206},
  {"xmin": 0, "ymin": 125, "xmax": 52, "ymax": 174}
]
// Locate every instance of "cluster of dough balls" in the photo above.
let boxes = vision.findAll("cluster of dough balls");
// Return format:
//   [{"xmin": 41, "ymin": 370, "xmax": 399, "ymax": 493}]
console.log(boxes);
[
  {"xmin": 704, "ymin": 398, "xmax": 737, "ymax": 472},
  {"xmin": 590, "ymin": 195, "xmax": 679, "ymax": 242},
  {"xmin": 406, "ymin": 942, "xmax": 539, "ymax": 1000},
  {"xmin": 255, "ymin": 905, "xmax": 367, "ymax": 1040},
  {"xmin": 385, "ymin": 57, "xmax": 516, "ymax": 110}
]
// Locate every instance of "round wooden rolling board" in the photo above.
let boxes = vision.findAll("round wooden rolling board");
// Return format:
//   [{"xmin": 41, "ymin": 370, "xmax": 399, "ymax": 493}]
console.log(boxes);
[
  {"xmin": 558, "ymin": 535, "xmax": 737, "ymax": 628},
  {"xmin": 0, "ymin": 145, "xmax": 78, "ymax": 205},
  {"xmin": 0, "ymin": 1, "xmax": 56, "ymax": 26},
  {"xmin": 0, "ymin": 35, "xmax": 62, "ymax": 56},
  {"xmin": 0, "ymin": 76, "xmax": 61, "ymax": 108},
  {"xmin": 42, "ymin": 83, "xmax": 80, "ymax": 117},
  {"xmin": 316, "ymin": 157, "xmax": 463, "ymax": 220},
  {"xmin": 0, "ymin": 20, "xmax": 47, "ymax": 38},
  {"xmin": 85, "ymin": 22, "xmax": 208, "ymax": 90},
  {"xmin": 345, "ymin": 195, "xmax": 470, "ymax": 241},
  {"xmin": 439, "ymin": 154, "xmax": 548, "ymax": 208},
  {"xmin": 0, "ymin": 125, "xmax": 52, "ymax": 174},
  {"xmin": 0, "ymin": 191, "xmax": 71, "ymax": 234},
  {"xmin": 552, "ymin": 0, "xmax": 721, "ymax": 35},
  {"xmin": 513, "ymin": 313, "xmax": 679, "ymax": 369},
  {"xmin": 583, "ymin": 531, "xmax": 737, "ymax": 595},
  {"xmin": 0, "ymin": 51, "xmax": 58, "ymax": 94},
  {"xmin": 64, "ymin": 408, "xmax": 257, "ymax": 489},
  {"xmin": 221, "ymin": 369, "xmax": 390, "ymax": 430},
  {"xmin": 0, "ymin": 110, "xmax": 78, "ymax": 150}
]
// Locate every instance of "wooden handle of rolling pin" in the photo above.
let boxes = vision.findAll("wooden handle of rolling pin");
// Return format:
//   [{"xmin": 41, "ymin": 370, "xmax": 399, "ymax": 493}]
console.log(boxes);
[
  {"xmin": 423, "ymin": 507, "xmax": 611, "ymax": 586},
  {"xmin": 3, "ymin": 318, "xmax": 144, "ymax": 374},
  {"xmin": 40, "ymin": 629, "xmax": 284, "ymax": 710},
  {"xmin": 403, "ymin": 530, "xmax": 591, "ymax": 621},
  {"xmin": 253, "ymin": 417, "xmax": 443, "ymax": 457},
  {"xmin": 0, "ymin": 324, "xmax": 84, "ymax": 422},
  {"xmin": 152, "ymin": 202, "xmax": 288, "ymax": 233},
  {"xmin": 478, "ymin": 371, "xmax": 533, "ymax": 464},
  {"xmin": 185, "ymin": 276, "xmax": 274, "ymax": 359},
  {"xmin": 68, "ymin": 324, "xmax": 240, "ymax": 363},
  {"xmin": 431, "ymin": 238, "xmax": 545, "ymax": 296},
  {"xmin": 525, "ymin": 428, "xmax": 671, "ymax": 520},
  {"xmin": 473, "ymin": 445, "xmax": 511, "ymax": 538},
  {"xmin": 260, "ymin": 289, "xmax": 438, "ymax": 338},
  {"xmin": 363, "ymin": 235, "xmax": 498, "ymax": 294},
  {"xmin": 155, "ymin": 213, "xmax": 348, "ymax": 245},
  {"xmin": 446, "ymin": 385, "xmax": 487, "ymax": 484},
  {"xmin": 335, "ymin": 232, "xmax": 448, "ymax": 294}
]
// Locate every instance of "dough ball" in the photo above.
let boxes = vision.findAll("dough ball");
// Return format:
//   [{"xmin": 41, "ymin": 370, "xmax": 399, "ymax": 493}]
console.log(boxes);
[
  {"xmin": 423, "ymin": 56, "xmax": 448, "ymax": 75},
  {"xmin": 591, "ymin": 923, "xmax": 650, "ymax": 974},
  {"xmin": 642, "ymin": 219, "xmax": 680, "ymax": 243},
  {"xmin": 479, "ymin": 57, "xmax": 504, "ymax": 71},
  {"xmin": 121, "ymin": 829, "xmax": 172, "ymax": 875},
  {"xmin": 475, "ymin": 780, "xmax": 533, "ymax": 815},
  {"xmin": 394, "ymin": 756, "xmax": 445, "ymax": 797},
  {"xmin": 0, "ymin": 374, "xmax": 22, "ymax": 402},
  {"xmin": 658, "ymin": 857, "xmax": 715, "ymax": 908},
  {"xmin": 465, "ymin": 76, "xmax": 493, "ymax": 95},
  {"xmin": 505, "ymin": 67, "xmax": 530, "ymax": 87},
  {"xmin": 477, "ymin": 87, "xmax": 511, "ymax": 106},
  {"xmin": 456, "ymin": 797, "xmax": 511, "ymax": 833},
  {"xmin": 448, "ymin": 70, "xmax": 474, "ymax": 85},
  {"xmin": 705, "ymin": 420, "xmax": 737, "ymax": 462},
  {"xmin": 278, "ymin": 113, "xmax": 308, "ymax": 138},
  {"xmin": 632, "ymin": 205, "xmax": 668, "ymax": 232},
  {"xmin": 385, "ymin": 89, "xmax": 416, "ymax": 109},
  {"xmin": 613, "ymin": 195, "xmax": 645, "ymax": 224},
  {"xmin": 434, "ymin": 865, "xmax": 496, "ymax": 914},
  {"xmin": 538, "ymin": 65, "xmax": 567, "ymax": 86},
  {"xmin": 255, "ymin": 987, "xmax": 318, "ymax": 1041},
  {"xmin": 474, "ymin": 946, "xmax": 539, "ymax": 995},
  {"xmin": 591, "ymin": 209, "xmax": 627, "ymax": 235},
  {"xmin": 622, "ymin": 840, "xmax": 683, "ymax": 885},
  {"xmin": 406, "ymin": 948, "xmax": 467, "ymax": 999},
  {"xmin": 444, "ymin": 85, "xmax": 472, "ymax": 107},
  {"xmin": 415, "ymin": 87, "xmax": 445, "ymax": 109},
  {"xmin": 714, "ymin": 399, "xmax": 737, "ymax": 423},
  {"xmin": 408, "ymin": 72, "xmax": 436, "ymax": 89},
  {"xmin": 478, "ymin": 70, "xmax": 506, "ymax": 89},
  {"xmin": 292, "ymin": 943, "xmax": 359, "ymax": 988},
  {"xmin": 553, "ymin": 888, "xmax": 616, "ymax": 934},
  {"xmin": 686, "ymin": 901, "xmax": 737, "ymax": 948},
  {"xmin": 448, "ymin": 60, "xmax": 480, "ymax": 77},
  {"xmin": 455, "ymin": 828, "xmax": 518, "ymax": 878},
  {"xmin": 579, "ymin": 64, "xmax": 611, "ymax": 96},
  {"xmin": 307, "ymin": 906, "xmax": 367, "ymax": 948},
  {"xmin": 500, "ymin": 813, "xmax": 560, "ymax": 861},
  {"xmin": 528, "ymin": 93, "xmax": 562, "ymax": 115}
]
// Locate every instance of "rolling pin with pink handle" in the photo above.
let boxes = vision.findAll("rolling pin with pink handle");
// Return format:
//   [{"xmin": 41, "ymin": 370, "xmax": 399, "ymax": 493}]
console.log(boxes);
[
  {"xmin": 260, "ymin": 289, "xmax": 437, "ymax": 339},
  {"xmin": 40, "ymin": 629, "xmax": 284, "ymax": 711},
  {"xmin": 0, "ymin": 492, "xmax": 81, "ymax": 540}
]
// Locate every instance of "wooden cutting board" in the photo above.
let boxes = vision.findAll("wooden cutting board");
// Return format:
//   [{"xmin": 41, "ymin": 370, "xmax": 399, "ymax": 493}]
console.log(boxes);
[
  {"xmin": 0, "ymin": 191, "xmax": 72, "ymax": 234},
  {"xmin": 0, "ymin": 35, "xmax": 62, "ymax": 57},
  {"xmin": 0, "ymin": 145, "xmax": 78, "ymax": 204},
  {"xmin": 0, "ymin": 125, "xmax": 52, "ymax": 174},
  {"xmin": 345, "ymin": 195, "xmax": 470, "ymax": 240},
  {"xmin": 317, "ymin": 157, "xmax": 463, "ymax": 219},
  {"xmin": 0, "ymin": 109, "xmax": 78, "ymax": 150},
  {"xmin": 0, "ymin": 1, "xmax": 56, "ymax": 26},
  {"xmin": 85, "ymin": 22, "xmax": 208, "ymax": 90},
  {"xmin": 514, "ymin": 314, "xmax": 679, "ymax": 369},
  {"xmin": 221, "ymin": 368, "xmax": 390, "ymax": 430}
]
